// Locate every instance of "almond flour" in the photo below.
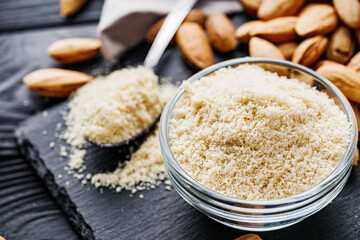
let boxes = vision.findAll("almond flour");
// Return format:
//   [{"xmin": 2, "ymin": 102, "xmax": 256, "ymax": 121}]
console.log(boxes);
[
  {"xmin": 63, "ymin": 66, "xmax": 162, "ymax": 146},
  {"xmin": 89, "ymin": 83, "xmax": 176, "ymax": 193},
  {"xmin": 170, "ymin": 65, "xmax": 350, "ymax": 200},
  {"xmin": 91, "ymin": 125, "xmax": 170, "ymax": 192},
  {"xmin": 61, "ymin": 66, "xmax": 176, "ymax": 194}
]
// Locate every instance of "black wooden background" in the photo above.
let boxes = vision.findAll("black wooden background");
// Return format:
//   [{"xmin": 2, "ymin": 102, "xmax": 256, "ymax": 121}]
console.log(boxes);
[
  {"xmin": 1, "ymin": 0, "xmax": 360, "ymax": 239},
  {"xmin": 0, "ymin": 1, "xmax": 103, "ymax": 239}
]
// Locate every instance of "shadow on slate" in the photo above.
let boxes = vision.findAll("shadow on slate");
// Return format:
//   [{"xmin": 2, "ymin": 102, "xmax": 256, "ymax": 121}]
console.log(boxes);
[{"xmin": 14, "ymin": 12, "xmax": 360, "ymax": 240}]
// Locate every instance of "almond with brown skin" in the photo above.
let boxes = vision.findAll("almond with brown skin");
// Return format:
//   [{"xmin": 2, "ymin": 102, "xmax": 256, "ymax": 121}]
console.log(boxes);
[
  {"xmin": 316, "ymin": 63, "xmax": 360, "ymax": 103},
  {"xmin": 176, "ymin": 22, "xmax": 214, "ymax": 70},
  {"xmin": 326, "ymin": 25, "xmax": 354, "ymax": 64},
  {"xmin": 249, "ymin": 37, "xmax": 285, "ymax": 59},
  {"xmin": 292, "ymin": 35, "xmax": 328, "ymax": 67},
  {"xmin": 60, "ymin": 0, "xmax": 87, "ymax": 17},
  {"xmin": 333, "ymin": 0, "xmax": 360, "ymax": 29},
  {"xmin": 205, "ymin": 11, "xmax": 237, "ymax": 52},
  {"xmin": 145, "ymin": 9, "xmax": 206, "ymax": 43},
  {"xmin": 237, "ymin": 0, "xmax": 263, "ymax": 17},
  {"xmin": 235, "ymin": 20, "xmax": 265, "ymax": 44},
  {"xmin": 184, "ymin": 9, "xmax": 207, "ymax": 26},
  {"xmin": 278, "ymin": 41, "xmax": 298, "ymax": 60},
  {"xmin": 47, "ymin": 38, "xmax": 101, "ymax": 64},
  {"xmin": 347, "ymin": 52, "xmax": 360, "ymax": 72},
  {"xmin": 250, "ymin": 16, "xmax": 298, "ymax": 43},
  {"xmin": 353, "ymin": 148, "xmax": 359, "ymax": 166},
  {"xmin": 23, "ymin": 68, "xmax": 94, "ymax": 97},
  {"xmin": 257, "ymin": 0, "xmax": 305, "ymax": 20},
  {"xmin": 235, "ymin": 234, "xmax": 262, "ymax": 240},
  {"xmin": 307, "ymin": 0, "xmax": 332, "ymax": 3},
  {"xmin": 295, "ymin": 3, "xmax": 338, "ymax": 37},
  {"xmin": 146, "ymin": 18, "xmax": 166, "ymax": 43},
  {"xmin": 315, "ymin": 59, "xmax": 339, "ymax": 69}
]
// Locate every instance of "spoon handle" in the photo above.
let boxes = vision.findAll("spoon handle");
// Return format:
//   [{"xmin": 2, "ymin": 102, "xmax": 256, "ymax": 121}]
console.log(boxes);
[{"xmin": 144, "ymin": 0, "xmax": 198, "ymax": 69}]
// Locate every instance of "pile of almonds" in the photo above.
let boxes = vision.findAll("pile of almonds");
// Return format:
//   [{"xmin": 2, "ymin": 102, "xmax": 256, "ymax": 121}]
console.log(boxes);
[{"xmin": 146, "ymin": 2, "xmax": 360, "ymax": 165}]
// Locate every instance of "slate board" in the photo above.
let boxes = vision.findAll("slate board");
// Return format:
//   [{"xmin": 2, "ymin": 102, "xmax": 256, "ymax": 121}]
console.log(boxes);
[{"xmin": 14, "ymin": 13, "xmax": 360, "ymax": 240}]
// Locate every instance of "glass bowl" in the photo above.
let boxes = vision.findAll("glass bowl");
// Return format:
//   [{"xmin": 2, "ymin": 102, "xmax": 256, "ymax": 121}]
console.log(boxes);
[{"xmin": 159, "ymin": 58, "xmax": 358, "ymax": 231}]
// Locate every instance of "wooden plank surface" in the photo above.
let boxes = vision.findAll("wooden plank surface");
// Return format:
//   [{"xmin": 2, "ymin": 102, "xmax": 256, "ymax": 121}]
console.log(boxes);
[
  {"xmin": 0, "ymin": 24, "xmax": 103, "ymax": 240},
  {"xmin": 0, "ymin": 0, "xmax": 103, "ymax": 32}
]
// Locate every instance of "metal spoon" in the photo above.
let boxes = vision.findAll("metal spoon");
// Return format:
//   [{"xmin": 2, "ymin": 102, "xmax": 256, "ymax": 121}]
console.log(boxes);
[{"xmin": 88, "ymin": 0, "xmax": 198, "ymax": 147}]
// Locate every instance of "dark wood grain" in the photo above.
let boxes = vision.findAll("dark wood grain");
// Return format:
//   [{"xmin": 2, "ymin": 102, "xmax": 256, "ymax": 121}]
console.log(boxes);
[
  {"xmin": 0, "ymin": 23, "xmax": 104, "ymax": 240},
  {"xmin": 0, "ymin": 0, "xmax": 104, "ymax": 32},
  {"xmin": 0, "ymin": 129, "xmax": 80, "ymax": 240}
]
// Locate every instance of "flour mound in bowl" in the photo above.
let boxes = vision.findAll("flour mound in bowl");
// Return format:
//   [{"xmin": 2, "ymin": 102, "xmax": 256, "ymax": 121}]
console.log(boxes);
[{"xmin": 170, "ymin": 64, "xmax": 350, "ymax": 201}]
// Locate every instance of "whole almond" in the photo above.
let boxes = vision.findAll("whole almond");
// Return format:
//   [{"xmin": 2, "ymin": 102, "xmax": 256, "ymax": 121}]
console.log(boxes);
[
  {"xmin": 235, "ymin": 234, "xmax": 262, "ymax": 240},
  {"xmin": 184, "ymin": 9, "xmax": 207, "ymax": 26},
  {"xmin": 237, "ymin": 0, "xmax": 263, "ymax": 17},
  {"xmin": 333, "ymin": 0, "xmax": 360, "ymax": 29},
  {"xmin": 258, "ymin": 0, "xmax": 305, "ymax": 20},
  {"xmin": 146, "ymin": 9, "xmax": 206, "ymax": 43},
  {"xmin": 249, "ymin": 37, "xmax": 285, "ymax": 59},
  {"xmin": 60, "ymin": 0, "xmax": 87, "ymax": 17},
  {"xmin": 47, "ymin": 38, "xmax": 101, "ymax": 64},
  {"xmin": 277, "ymin": 41, "xmax": 298, "ymax": 60},
  {"xmin": 306, "ymin": 0, "xmax": 332, "ymax": 3},
  {"xmin": 235, "ymin": 20, "xmax": 265, "ymax": 44},
  {"xmin": 23, "ymin": 68, "xmax": 94, "ymax": 97},
  {"xmin": 295, "ymin": 3, "xmax": 338, "ymax": 37},
  {"xmin": 326, "ymin": 25, "xmax": 355, "ymax": 64},
  {"xmin": 316, "ymin": 64, "xmax": 360, "ymax": 103},
  {"xmin": 292, "ymin": 35, "xmax": 328, "ymax": 67},
  {"xmin": 176, "ymin": 22, "xmax": 214, "ymax": 70},
  {"xmin": 354, "ymin": 148, "xmax": 359, "ymax": 166},
  {"xmin": 205, "ymin": 11, "xmax": 237, "ymax": 52},
  {"xmin": 347, "ymin": 52, "xmax": 360, "ymax": 72},
  {"xmin": 315, "ymin": 59, "xmax": 339, "ymax": 69},
  {"xmin": 250, "ymin": 16, "xmax": 298, "ymax": 43},
  {"xmin": 146, "ymin": 18, "xmax": 166, "ymax": 43}
]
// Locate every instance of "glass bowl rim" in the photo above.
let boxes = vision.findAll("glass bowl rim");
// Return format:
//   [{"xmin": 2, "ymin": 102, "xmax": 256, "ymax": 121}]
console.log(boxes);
[{"xmin": 159, "ymin": 57, "xmax": 358, "ymax": 206}]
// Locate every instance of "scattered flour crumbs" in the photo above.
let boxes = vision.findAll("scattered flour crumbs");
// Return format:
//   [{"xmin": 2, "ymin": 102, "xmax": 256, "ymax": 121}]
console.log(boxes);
[
  {"xmin": 170, "ymin": 64, "xmax": 350, "ymax": 201},
  {"xmin": 58, "ymin": 66, "xmax": 176, "ymax": 195}
]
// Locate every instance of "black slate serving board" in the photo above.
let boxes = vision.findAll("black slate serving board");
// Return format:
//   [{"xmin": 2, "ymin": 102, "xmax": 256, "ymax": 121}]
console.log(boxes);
[{"xmin": 14, "ymin": 13, "xmax": 360, "ymax": 240}]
